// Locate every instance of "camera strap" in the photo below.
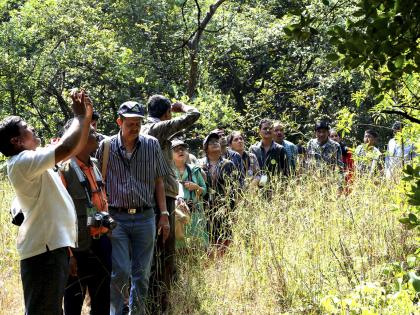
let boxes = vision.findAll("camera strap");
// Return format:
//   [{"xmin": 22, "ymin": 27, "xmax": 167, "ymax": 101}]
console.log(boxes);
[{"xmin": 70, "ymin": 158, "xmax": 101, "ymax": 209}]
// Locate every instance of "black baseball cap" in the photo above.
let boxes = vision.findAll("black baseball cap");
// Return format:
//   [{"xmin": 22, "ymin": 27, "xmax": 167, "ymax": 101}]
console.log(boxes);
[
  {"xmin": 315, "ymin": 121, "xmax": 330, "ymax": 131},
  {"xmin": 118, "ymin": 101, "xmax": 145, "ymax": 118}
]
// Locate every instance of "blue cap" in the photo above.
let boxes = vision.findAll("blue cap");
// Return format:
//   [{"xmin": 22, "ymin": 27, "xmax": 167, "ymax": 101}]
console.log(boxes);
[{"xmin": 118, "ymin": 101, "xmax": 145, "ymax": 118}]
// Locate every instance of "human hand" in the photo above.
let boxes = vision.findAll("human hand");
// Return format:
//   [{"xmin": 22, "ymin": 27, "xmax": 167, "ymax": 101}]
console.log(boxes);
[
  {"xmin": 69, "ymin": 256, "xmax": 78, "ymax": 277},
  {"xmin": 171, "ymin": 101, "xmax": 186, "ymax": 113},
  {"xmin": 158, "ymin": 215, "xmax": 170, "ymax": 243},
  {"xmin": 70, "ymin": 88, "xmax": 93, "ymax": 119},
  {"xmin": 183, "ymin": 181, "xmax": 199, "ymax": 192},
  {"xmin": 177, "ymin": 198, "xmax": 190, "ymax": 215},
  {"xmin": 82, "ymin": 92, "xmax": 93, "ymax": 120}
]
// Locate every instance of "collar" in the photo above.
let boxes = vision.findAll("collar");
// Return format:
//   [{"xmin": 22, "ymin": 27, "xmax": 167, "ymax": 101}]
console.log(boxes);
[
  {"xmin": 75, "ymin": 156, "xmax": 92, "ymax": 170},
  {"xmin": 316, "ymin": 139, "xmax": 330, "ymax": 147},
  {"xmin": 147, "ymin": 116, "xmax": 161, "ymax": 123},
  {"xmin": 259, "ymin": 140, "xmax": 275, "ymax": 151},
  {"xmin": 117, "ymin": 131, "xmax": 140, "ymax": 151}
]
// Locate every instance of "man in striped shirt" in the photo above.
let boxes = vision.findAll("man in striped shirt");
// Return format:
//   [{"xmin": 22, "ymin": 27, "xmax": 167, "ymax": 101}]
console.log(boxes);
[{"xmin": 96, "ymin": 101, "xmax": 171, "ymax": 315}]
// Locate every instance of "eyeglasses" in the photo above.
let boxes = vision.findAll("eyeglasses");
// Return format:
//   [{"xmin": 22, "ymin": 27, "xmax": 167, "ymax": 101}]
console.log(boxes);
[{"xmin": 208, "ymin": 140, "xmax": 220, "ymax": 145}]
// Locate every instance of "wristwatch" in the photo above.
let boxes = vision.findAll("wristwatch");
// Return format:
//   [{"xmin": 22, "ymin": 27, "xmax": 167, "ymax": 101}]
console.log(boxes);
[{"xmin": 160, "ymin": 210, "xmax": 170, "ymax": 216}]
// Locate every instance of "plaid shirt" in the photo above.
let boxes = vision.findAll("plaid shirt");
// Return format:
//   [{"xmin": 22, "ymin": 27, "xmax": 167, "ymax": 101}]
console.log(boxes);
[{"xmin": 306, "ymin": 138, "xmax": 343, "ymax": 170}]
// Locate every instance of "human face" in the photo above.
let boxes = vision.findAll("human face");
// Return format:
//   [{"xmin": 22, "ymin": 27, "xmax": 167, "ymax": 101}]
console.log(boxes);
[
  {"xmin": 363, "ymin": 132, "xmax": 376, "ymax": 147},
  {"xmin": 329, "ymin": 131, "xmax": 340, "ymax": 143},
  {"xmin": 206, "ymin": 138, "xmax": 222, "ymax": 156},
  {"xmin": 172, "ymin": 145, "xmax": 188, "ymax": 164},
  {"xmin": 86, "ymin": 127, "xmax": 98, "ymax": 153},
  {"xmin": 230, "ymin": 134, "xmax": 245, "ymax": 153},
  {"xmin": 259, "ymin": 122, "xmax": 273, "ymax": 141},
  {"xmin": 12, "ymin": 121, "xmax": 41, "ymax": 151},
  {"xmin": 117, "ymin": 116, "xmax": 142, "ymax": 142},
  {"xmin": 215, "ymin": 130, "xmax": 227, "ymax": 147},
  {"xmin": 315, "ymin": 128, "xmax": 329, "ymax": 145},
  {"xmin": 273, "ymin": 125, "xmax": 285, "ymax": 143}
]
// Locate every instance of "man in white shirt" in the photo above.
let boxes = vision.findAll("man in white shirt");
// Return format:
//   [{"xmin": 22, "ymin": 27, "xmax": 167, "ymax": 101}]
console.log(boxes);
[
  {"xmin": 385, "ymin": 121, "xmax": 417, "ymax": 179},
  {"xmin": 0, "ymin": 90, "xmax": 93, "ymax": 315}
]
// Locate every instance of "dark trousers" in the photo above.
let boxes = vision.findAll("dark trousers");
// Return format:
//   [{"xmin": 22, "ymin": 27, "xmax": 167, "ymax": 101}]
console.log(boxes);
[
  {"xmin": 21, "ymin": 247, "xmax": 69, "ymax": 315},
  {"xmin": 64, "ymin": 235, "xmax": 112, "ymax": 315},
  {"xmin": 149, "ymin": 197, "xmax": 176, "ymax": 313}
]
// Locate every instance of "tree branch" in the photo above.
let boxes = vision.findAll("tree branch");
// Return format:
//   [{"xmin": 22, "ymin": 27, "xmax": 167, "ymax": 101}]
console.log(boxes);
[{"xmin": 381, "ymin": 110, "xmax": 420, "ymax": 124}]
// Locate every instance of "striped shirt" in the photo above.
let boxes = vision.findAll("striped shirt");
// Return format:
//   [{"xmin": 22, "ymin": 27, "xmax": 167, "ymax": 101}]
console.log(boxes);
[{"xmin": 96, "ymin": 132, "xmax": 170, "ymax": 208}]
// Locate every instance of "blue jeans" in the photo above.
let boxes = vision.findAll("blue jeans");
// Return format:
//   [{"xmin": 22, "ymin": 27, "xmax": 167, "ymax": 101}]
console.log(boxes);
[{"xmin": 109, "ymin": 208, "xmax": 156, "ymax": 315}]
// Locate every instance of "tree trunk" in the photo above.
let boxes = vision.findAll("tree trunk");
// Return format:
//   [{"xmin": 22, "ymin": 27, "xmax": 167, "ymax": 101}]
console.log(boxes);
[{"xmin": 187, "ymin": 0, "xmax": 227, "ymax": 98}]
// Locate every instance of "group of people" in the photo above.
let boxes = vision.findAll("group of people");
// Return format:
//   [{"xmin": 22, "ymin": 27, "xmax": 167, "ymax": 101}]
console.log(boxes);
[{"xmin": 0, "ymin": 90, "xmax": 416, "ymax": 315}]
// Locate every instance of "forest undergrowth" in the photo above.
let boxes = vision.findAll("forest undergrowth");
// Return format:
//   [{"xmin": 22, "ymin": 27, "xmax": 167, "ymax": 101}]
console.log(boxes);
[{"xmin": 0, "ymin": 172, "xmax": 418, "ymax": 314}]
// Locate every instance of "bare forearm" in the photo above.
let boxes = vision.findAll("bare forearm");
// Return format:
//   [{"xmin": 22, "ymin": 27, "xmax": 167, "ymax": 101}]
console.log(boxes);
[
  {"xmin": 155, "ymin": 177, "xmax": 167, "ymax": 213},
  {"xmin": 55, "ymin": 116, "xmax": 91, "ymax": 163}
]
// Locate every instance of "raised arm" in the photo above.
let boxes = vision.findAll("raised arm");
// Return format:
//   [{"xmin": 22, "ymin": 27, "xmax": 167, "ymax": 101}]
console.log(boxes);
[{"xmin": 55, "ymin": 90, "xmax": 93, "ymax": 164}]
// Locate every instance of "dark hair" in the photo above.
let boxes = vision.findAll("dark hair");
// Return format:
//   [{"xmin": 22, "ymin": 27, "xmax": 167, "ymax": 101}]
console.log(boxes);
[
  {"xmin": 203, "ymin": 134, "xmax": 220, "ymax": 151},
  {"xmin": 365, "ymin": 129, "xmax": 378, "ymax": 139},
  {"xmin": 315, "ymin": 121, "xmax": 330, "ymax": 131},
  {"xmin": 0, "ymin": 116, "xmax": 23, "ymax": 157},
  {"xmin": 227, "ymin": 130, "xmax": 243, "ymax": 145},
  {"xmin": 147, "ymin": 95, "xmax": 171, "ymax": 118},
  {"xmin": 259, "ymin": 118, "xmax": 273, "ymax": 130},
  {"xmin": 392, "ymin": 121, "xmax": 403, "ymax": 131},
  {"xmin": 92, "ymin": 111, "xmax": 100, "ymax": 121}
]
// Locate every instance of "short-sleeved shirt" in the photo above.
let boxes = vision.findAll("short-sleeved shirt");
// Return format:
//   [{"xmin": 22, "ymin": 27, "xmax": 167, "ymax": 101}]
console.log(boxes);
[
  {"xmin": 96, "ymin": 132, "xmax": 170, "ymax": 208},
  {"xmin": 7, "ymin": 146, "xmax": 77, "ymax": 260}
]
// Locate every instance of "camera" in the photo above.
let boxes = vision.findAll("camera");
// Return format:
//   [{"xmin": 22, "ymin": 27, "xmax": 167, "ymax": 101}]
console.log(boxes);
[{"xmin": 88, "ymin": 211, "xmax": 117, "ymax": 230}]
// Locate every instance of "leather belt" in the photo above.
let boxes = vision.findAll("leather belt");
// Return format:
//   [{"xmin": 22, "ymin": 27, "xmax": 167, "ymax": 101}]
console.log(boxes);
[{"xmin": 109, "ymin": 206, "xmax": 151, "ymax": 214}]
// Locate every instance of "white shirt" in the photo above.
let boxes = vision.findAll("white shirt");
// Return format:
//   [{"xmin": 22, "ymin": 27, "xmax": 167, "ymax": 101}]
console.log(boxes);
[
  {"xmin": 385, "ymin": 138, "xmax": 416, "ymax": 178},
  {"xmin": 7, "ymin": 146, "xmax": 77, "ymax": 260}
]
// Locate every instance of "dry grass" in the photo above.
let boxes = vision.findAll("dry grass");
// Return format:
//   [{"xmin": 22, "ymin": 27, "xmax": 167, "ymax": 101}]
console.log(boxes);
[
  {"xmin": 169, "ymin": 172, "xmax": 415, "ymax": 314},
  {"xmin": 0, "ymin": 172, "xmax": 415, "ymax": 314},
  {"xmin": 0, "ymin": 179, "xmax": 24, "ymax": 315}
]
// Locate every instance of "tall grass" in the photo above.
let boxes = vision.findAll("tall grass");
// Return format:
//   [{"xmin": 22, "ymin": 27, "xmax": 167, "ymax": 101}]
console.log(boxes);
[
  {"xmin": 0, "ymin": 173, "xmax": 415, "ymax": 314},
  {"xmin": 0, "ymin": 178, "xmax": 24, "ymax": 315},
  {"xmin": 170, "ymin": 172, "xmax": 416, "ymax": 314}
]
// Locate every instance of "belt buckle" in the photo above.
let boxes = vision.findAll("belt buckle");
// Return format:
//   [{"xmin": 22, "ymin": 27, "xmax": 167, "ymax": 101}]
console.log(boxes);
[{"xmin": 128, "ymin": 208, "xmax": 137, "ymax": 214}]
